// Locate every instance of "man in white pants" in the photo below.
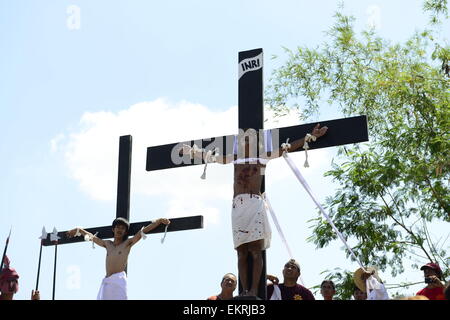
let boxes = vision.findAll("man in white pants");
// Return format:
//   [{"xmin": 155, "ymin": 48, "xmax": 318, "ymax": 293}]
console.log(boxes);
[{"xmin": 67, "ymin": 217, "xmax": 170, "ymax": 300}]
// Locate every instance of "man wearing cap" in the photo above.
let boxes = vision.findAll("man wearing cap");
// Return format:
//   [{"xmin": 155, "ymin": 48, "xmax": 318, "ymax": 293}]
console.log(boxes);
[
  {"xmin": 416, "ymin": 262, "xmax": 446, "ymax": 300},
  {"xmin": 267, "ymin": 259, "xmax": 315, "ymax": 300},
  {"xmin": 67, "ymin": 217, "xmax": 170, "ymax": 300},
  {"xmin": 0, "ymin": 255, "xmax": 19, "ymax": 300}
]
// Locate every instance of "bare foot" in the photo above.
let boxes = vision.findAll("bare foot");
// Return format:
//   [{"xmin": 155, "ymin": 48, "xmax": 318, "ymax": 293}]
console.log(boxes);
[
  {"xmin": 247, "ymin": 289, "xmax": 257, "ymax": 296},
  {"xmin": 239, "ymin": 290, "xmax": 250, "ymax": 297}
]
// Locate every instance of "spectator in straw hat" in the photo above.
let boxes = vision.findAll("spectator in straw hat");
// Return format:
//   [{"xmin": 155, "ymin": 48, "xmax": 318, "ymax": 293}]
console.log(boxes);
[
  {"xmin": 353, "ymin": 266, "xmax": 389, "ymax": 300},
  {"xmin": 353, "ymin": 285, "xmax": 367, "ymax": 300},
  {"xmin": 416, "ymin": 262, "xmax": 445, "ymax": 300}
]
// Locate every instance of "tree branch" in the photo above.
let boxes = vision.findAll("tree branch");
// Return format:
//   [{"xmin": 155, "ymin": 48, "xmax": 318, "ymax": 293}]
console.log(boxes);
[
  {"xmin": 379, "ymin": 190, "xmax": 434, "ymax": 262},
  {"xmin": 425, "ymin": 176, "xmax": 449, "ymax": 216}
]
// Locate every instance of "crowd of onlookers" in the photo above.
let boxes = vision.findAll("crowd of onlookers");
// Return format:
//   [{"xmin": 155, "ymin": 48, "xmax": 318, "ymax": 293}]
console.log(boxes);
[
  {"xmin": 207, "ymin": 260, "xmax": 449, "ymax": 300},
  {"xmin": 1, "ymin": 255, "xmax": 448, "ymax": 300}
]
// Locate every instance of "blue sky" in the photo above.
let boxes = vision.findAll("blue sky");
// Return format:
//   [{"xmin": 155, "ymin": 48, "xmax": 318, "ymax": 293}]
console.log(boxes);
[{"xmin": 0, "ymin": 0, "xmax": 448, "ymax": 300}]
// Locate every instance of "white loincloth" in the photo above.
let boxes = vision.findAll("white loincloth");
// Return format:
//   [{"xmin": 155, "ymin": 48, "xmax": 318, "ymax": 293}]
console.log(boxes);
[
  {"xmin": 97, "ymin": 271, "xmax": 128, "ymax": 300},
  {"xmin": 232, "ymin": 194, "xmax": 271, "ymax": 249}
]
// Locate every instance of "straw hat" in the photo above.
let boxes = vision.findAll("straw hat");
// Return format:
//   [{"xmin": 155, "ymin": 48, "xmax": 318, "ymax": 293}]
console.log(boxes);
[{"xmin": 353, "ymin": 267, "xmax": 381, "ymax": 292}]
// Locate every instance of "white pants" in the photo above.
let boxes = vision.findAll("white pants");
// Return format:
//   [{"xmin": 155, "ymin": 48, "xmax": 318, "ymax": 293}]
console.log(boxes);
[
  {"xmin": 97, "ymin": 271, "xmax": 128, "ymax": 300},
  {"xmin": 232, "ymin": 194, "xmax": 271, "ymax": 249}
]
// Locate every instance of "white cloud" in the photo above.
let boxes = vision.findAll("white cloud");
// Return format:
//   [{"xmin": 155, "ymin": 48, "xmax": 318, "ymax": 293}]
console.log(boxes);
[{"xmin": 52, "ymin": 99, "xmax": 331, "ymax": 225}]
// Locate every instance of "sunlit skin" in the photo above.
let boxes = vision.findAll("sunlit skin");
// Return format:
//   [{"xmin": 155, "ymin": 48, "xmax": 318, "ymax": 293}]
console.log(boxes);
[
  {"xmin": 423, "ymin": 268, "xmax": 444, "ymax": 289},
  {"xmin": 181, "ymin": 124, "xmax": 328, "ymax": 296},
  {"xmin": 281, "ymin": 262, "xmax": 301, "ymax": 287},
  {"xmin": 0, "ymin": 277, "xmax": 18, "ymax": 300},
  {"xmin": 320, "ymin": 282, "xmax": 336, "ymax": 300},
  {"xmin": 67, "ymin": 218, "xmax": 170, "ymax": 277},
  {"xmin": 232, "ymin": 125, "xmax": 327, "ymax": 296},
  {"xmin": 31, "ymin": 289, "xmax": 40, "ymax": 300},
  {"xmin": 0, "ymin": 291, "xmax": 14, "ymax": 300},
  {"xmin": 266, "ymin": 261, "xmax": 301, "ymax": 288},
  {"xmin": 353, "ymin": 287, "xmax": 367, "ymax": 300},
  {"xmin": 353, "ymin": 269, "xmax": 376, "ymax": 300},
  {"xmin": 216, "ymin": 273, "xmax": 237, "ymax": 300}
]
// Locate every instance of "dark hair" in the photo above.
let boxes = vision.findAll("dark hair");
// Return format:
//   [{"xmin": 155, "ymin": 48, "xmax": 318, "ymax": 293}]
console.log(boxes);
[
  {"xmin": 321, "ymin": 280, "xmax": 335, "ymax": 290},
  {"xmin": 112, "ymin": 217, "xmax": 130, "ymax": 241},
  {"xmin": 221, "ymin": 273, "xmax": 237, "ymax": 285}
]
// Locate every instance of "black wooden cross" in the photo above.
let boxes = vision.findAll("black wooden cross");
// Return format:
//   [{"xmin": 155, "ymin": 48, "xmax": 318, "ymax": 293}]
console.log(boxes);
[
  {"xmin": 145, "ymin": 48, "xmax": 368, "ymax": 299},
  {"xmin": 43, "ymin": 135, "xmax": 203, "ymax": 255}
]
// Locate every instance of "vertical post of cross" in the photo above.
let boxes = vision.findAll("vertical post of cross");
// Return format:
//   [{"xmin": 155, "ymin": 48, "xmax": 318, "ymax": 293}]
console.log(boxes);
[
  {"xmin": 238, "ymin": 48, "xmax": 267, "ymax": 300},
  {"xmin": 116, "ymin": 135, "xmax": 132, "ymax": 222},
  {"xmin": 116, "ymin": 135, "xmax": 131, "ymax": 274}
]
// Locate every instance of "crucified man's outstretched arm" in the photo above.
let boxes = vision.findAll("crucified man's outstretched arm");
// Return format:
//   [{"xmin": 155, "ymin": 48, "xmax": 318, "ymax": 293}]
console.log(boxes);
[
  {"xmin": 127, "ymin": 218, "xmax": 170, "ymax": 247},
  {"xmin": 267, "ymin": 123, "xmax": 328, "ymax": 160},
  {"xmin": 66, "ymin": 228, "xmax": 106, "ymax": 248}
]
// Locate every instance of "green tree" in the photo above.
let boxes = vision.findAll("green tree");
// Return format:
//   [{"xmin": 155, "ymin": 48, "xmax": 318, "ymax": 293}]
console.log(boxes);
[{"xmin": 267, "ymin": 1, "xmax": 449, "ymax": 298}]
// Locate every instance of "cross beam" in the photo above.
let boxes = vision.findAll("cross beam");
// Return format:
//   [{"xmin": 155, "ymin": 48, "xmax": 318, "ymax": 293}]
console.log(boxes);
[
  {"xmin": 43, "ymin": 135, "xmax": 203, "ymax": 245},
  {"xmin": 146, "ymin": 115, "xmax": 368, "ymax": 171},
  {"xmin": 42, "ymin": 216, "xmax": 203, "ymax": 246}
]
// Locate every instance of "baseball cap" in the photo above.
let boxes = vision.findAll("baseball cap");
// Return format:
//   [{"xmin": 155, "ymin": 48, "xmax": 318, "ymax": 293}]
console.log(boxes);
[{"xmin": 420, "ymin": 263, "xmax": 442, "ymax": 276}]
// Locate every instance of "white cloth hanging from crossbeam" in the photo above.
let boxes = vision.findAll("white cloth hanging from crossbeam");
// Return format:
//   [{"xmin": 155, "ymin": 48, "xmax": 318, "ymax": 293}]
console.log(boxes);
[
  {"xmin": 281, "ymin": 148, "xmax": 364, "ymax": 269},
  {"xmin": 263, "ymin": 194, "xmax": 293, "ymax": 259}
]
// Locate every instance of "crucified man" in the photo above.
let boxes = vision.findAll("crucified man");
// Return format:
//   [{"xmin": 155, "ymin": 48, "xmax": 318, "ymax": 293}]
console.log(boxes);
[
  {"xmin": 182, "ymin": 123, "xmax": 327, "ymax": 297},
  {"xmin": 66, "ymin": 217, "xmax": 170, "ymax": 300}
]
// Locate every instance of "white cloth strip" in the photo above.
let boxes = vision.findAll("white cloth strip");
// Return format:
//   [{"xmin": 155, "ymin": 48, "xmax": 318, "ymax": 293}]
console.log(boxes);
[
  {"xmin": 265, "ymin": 129, "xmax": 273, "ymax": 153},
  {"xmin": 281, "ymin": 138, "xmax": 291, "ymax": 153},
  {"xmin": 302, "ymin": 133, "xmax": 316, "ymax": 168},
  {"xmin": 282, "ymin": 152, "xmax": 365, "ymax": 269},
  {"xmin": 201, "ymin": 147, "xmax": 219, "ymax": 180},
  {"xmin": 269, "ymin": 284, "xmax": 282, "ymax": 300},
  {"xmin": 232, "ymin": 158, "xmax": 269, "ymax": 165},
  {"xmin": 74, "ymin": 228, "xmax": 82, "ymax": 237},
  {"xmin": 366, "ymin": 276, "xmax": 389, "ymax": 300},
  {"xmin": 262, "ymin": 194, "xmax": 294, "ymax": 259},
  {"xmin": 92, "ymin": 232, "xmax": 98, "ymax": 249},
  {"xmin": 84, "ymin": 232, "xmax": 98, "ymax": 249},
  {"xmin": 183, "ymin": 143, "xmax": 202, "ymax": 160},
  {"xmin": 161, "ymin": 224, "xmax": 169, "ymax": 244}
]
